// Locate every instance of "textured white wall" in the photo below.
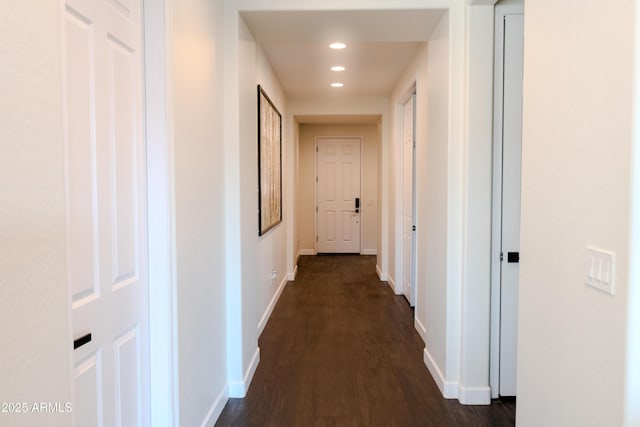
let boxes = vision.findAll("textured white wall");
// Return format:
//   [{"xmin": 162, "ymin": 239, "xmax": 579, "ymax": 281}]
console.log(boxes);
[
  {"xmin": 297, "ymin": 124, "xmax": 380, "ymax": 254},
  {"xmin": 170, "ymin": 0, "xmax": 229, "ymax": 424},
  {"xmin": 518, "ymin": 1, "xmax": 635, "ymax": 425},
  {"xmin": 0, "ymin": 1, "xmax": 71, "ymax": 425}
]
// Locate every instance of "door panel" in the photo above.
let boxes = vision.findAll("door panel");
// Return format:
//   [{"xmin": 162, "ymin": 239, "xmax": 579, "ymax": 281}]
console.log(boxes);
[
  {"xmin": 74, "ymin": 353, "xmax": 103, "ymax": 427},
  {"xmin": 114, "ymin": 327, "xmax": 140, "ymax": 425},
  {"xmin": 317, "ymin": 138, "xmax": 361, "ymax": 253},
  {"xmin": 63, "ymin": 0, "xmax": 148, "ymax": 424},
  {"xmin": 65, "ymin": 6, "xmax": 100, "ymax": 307},
  {"xmin": 109, "ymin": 35, "xmax": 138, "ymax": 285},
  {"xmin": 499, "ymin": 13, "xmax": 524, "ymax": 397},
  {"xmin": 343, "ymin": 212, "xmax": 353, "ymax": 241},
  {"xmin": 402, "ymin": 95, "xmax": 416, "ymax": 305}
]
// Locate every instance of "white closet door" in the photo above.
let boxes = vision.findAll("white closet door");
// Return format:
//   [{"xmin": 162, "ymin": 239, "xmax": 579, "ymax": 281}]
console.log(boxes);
[{"xmin": 63, "ymin": 0, "xmax": 149, "ymax": 424}]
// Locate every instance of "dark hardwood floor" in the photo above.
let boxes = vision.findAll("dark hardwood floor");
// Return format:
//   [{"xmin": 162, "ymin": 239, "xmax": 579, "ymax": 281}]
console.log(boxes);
[{"xmin": 215, "ymin": 255, "xmax": 516, "ymax": 427}]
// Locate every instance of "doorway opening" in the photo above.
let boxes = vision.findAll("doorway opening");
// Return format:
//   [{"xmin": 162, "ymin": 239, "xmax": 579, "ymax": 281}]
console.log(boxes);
[{"xmin": 294, "ymin": 116, "xmax": 382, "ymax": 262}]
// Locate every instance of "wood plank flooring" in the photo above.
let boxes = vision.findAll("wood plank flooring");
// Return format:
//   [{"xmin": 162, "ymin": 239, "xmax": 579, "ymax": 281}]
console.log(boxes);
[{"xmin": 215, "ymin": 255, "xmax": 516, "ymax": 427}]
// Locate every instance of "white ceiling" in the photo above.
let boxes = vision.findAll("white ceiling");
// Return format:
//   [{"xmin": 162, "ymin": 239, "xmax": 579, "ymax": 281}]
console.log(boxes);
[{"xmin": 241, "ymin": 10, "xmax": 447, "ymax": 99}]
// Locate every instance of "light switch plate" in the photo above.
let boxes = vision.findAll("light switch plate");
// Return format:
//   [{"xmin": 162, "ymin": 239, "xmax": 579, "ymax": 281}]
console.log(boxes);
[{"xmin": 585, "ymin": 247, "xmax": 615, "ymax": 295}]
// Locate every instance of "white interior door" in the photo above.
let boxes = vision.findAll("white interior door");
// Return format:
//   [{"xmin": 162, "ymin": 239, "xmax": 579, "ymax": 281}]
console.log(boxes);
[
  {"xmin": 63, "ymin": 0, "xmax": 149, "ymax": 425},
  {"xmin": 499, "ymin": 13, "xmax": 524, "ymax": 397},
  {"xmin": 402, "ymin": 95, "xmax": 416, "ymax": 306},
  {"xmin": 316, "ymin": 138, "xmax": 362, "ymax": 253}
]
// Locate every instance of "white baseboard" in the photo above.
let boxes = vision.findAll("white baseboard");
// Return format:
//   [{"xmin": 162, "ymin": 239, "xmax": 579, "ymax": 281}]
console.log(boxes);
[
  {"xmin": 458, "ymin": 385, "xmax": 491, "ymax": 405},
  {"xmin": 387, "ymin": 275, "xmax": 400, "ymax": 294},
  {"xmin": 423, "ymin": 346, "xmax": 457, "ymax": 399},
  {"xmin": 258, "ymin": 276, "xmax": 288, "ymax": 335},
  {"xmin": 199, "ymin": 382, "xmax": 229, "ymax": 427},
  {"xmin": 228, "ymin": 347, "xmax": 260, "ymax": 398},
  {"xmin": 414, "ymin": 316, "xmax": 426, "ymax": 344},
  {"xmin": 297, "ymin": 249, "xmax": 315, "ymax": 257},
  {"xmin": 375, "ymin": 264, "xmax": 387, "ymax": 281},
  {"xmin": 361, "ymin": 249, "xmax": 377, "ymax": 255},
  {"xmin": 287, "ymin": 264, "xmax": 298, "ymax": 281},
  {"xmin": 422, "ymin": 346, "xmax": 492, "ymax": 405}
]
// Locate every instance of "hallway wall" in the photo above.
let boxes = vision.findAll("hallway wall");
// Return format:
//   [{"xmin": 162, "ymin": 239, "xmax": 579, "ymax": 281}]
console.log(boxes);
[
  {"xmin": 256, "ymin": 45, "xmax": 289, "ymax": 335},
  {"xmin": 170, "ymin": 0, "xmax": 228, "ymax": 425},
  {"xmin": 421, "ymin": 17, "xmax": 450, "ymax": 385},
  {"xmin": 0, "ymin": 1, "xmax": 71, "ymax": 425},
  {"xmin": 297, "ymin": 123, "xmax": 380, "ymax": 255},
  {"xmin": 518, "ymin": 1, "xmax": 637, "ymax": 425},
  {"xmin": 388, "ymin": 16, "xmax": 452, "ymax": 393},
  {"xmin": 223, "ymin": 11, "xmax": 290, "ymax": 399},
  {"xmin": 387, "ymin": 5, "xmax": 495, "ymax": 405}
]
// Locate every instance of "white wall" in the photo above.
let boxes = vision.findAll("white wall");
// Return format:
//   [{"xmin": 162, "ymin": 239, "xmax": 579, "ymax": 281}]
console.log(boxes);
[
  {"xmin": 458, "ymin": 4, "xmax": 494, "ymax": 403},
  {"xmin": 387, "ymin": 5, "xmax": 495, "ymax": 405},
  {"xmin": 223, "ymin": 8, "xmax": 290, "ymax": 398},
  {"xmin": 0, "ymin": 2, "xmax": 71, "ymax": 425},
  {"xmin": 518, "ymin": 1, "xmax": 636, "ymax": 426},
  {"xmin": 297, "ymin": 124, "xmax": 380, "ymax": 255},
  {"xmin": 256, "ymin": 46, "xmax": 289, "ymax": 334},
  {"xmin": 170, "ymin": 0, "xmax": 229, "ymax": 425},
  {"xmin": 222, "ymin": 12, "xmax": 260, "ymax": 398},
  {"xmin": 420, "ymin": 15, "xmax": 453, "ymax": 393}
]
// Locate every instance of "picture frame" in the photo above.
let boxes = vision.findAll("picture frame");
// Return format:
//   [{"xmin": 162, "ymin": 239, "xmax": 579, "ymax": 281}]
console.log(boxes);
[{"xmin": 257, "ymin": 85, "xmax": 282, "ymax": 236}]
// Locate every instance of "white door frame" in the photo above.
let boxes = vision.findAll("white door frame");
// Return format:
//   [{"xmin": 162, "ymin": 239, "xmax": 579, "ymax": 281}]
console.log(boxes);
[
  {"xmin": 401, "ymin": 91, "xmax": 417, "ymax": 306},
  {"xmin": 144, "ymin": 1, "xmax": 179, "ymax": 425},
  {"xmin": 394, "ymin": 82, "xmax": 417, "ymax": 297},
  {"xmin": 489, "ymin": 1, "xmax": 524, "ymax": 399},
  {"xmin": 314, "ymin": 136, "xmax": 364, "ymax": 254}
]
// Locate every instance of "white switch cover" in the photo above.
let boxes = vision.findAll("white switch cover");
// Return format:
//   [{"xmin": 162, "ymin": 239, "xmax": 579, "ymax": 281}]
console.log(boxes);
[{"xmin": 585, "ymin": 247, "xmax": 615, "ymax": 295}]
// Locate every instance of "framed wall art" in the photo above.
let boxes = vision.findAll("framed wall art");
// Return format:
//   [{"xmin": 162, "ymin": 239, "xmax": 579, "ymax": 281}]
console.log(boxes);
[{"xmin": 257, "ymin": 85, "xmax": 282, "ymax": 236}]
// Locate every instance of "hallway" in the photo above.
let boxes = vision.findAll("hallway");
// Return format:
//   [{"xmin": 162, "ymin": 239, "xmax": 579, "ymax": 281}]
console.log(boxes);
[{"xmin": 215, "ymin": 255, "xmax": 515, "ymax": 426}]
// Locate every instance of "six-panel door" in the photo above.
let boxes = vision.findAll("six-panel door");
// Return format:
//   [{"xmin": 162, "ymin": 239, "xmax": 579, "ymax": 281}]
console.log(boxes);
[
  {"xmin": 316, "ymin": 138, "xmax": 362, "ymax": 254},
  {"xmin": 63, "ymin": 0, "xmax": 149, "ymax": 424}
]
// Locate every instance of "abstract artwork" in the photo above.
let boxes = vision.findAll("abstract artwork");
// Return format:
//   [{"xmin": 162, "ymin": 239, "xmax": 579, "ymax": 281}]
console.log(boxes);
[{"xmin": 258, "ymin": 85, "xmax": 282, "ymax": 236}]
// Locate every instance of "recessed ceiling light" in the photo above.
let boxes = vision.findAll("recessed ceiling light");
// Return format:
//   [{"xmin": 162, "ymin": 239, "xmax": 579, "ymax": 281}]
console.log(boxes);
[
  {"xmin": 329, "ymin": 42, "xmax": 346, "ymax": 50},
  {"xmin": 331, "ymin": 82, "xmax": 344, "ymax": 88},
  {"xmin": 331, "ymin": 66, "xmax": 346, "ymax": 72}
]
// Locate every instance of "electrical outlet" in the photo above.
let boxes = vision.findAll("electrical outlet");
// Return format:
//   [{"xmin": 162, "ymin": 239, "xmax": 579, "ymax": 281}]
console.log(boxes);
[
  {"xmin": 585, "ymin": 247, "xmax": 615, "ymax": 295},
  {"xmin": 271, "ymin": 270, "xmax": 277, "ymax": 280}
]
